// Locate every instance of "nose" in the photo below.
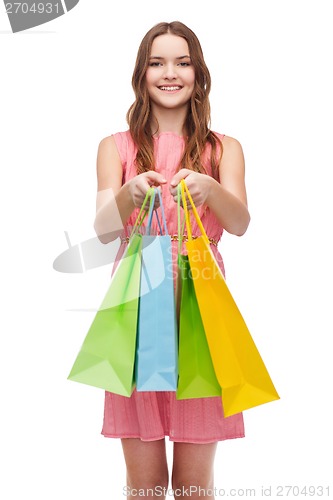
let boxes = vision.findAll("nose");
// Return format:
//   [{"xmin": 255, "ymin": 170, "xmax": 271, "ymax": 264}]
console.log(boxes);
[{"xmin": 163, "ymin": 62, "xmax": 177, "ymax": 80}]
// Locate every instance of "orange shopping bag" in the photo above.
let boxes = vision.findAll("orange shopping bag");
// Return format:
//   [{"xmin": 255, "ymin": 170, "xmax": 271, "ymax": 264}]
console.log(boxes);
[{"xmin": 180, "ymin": 180, "xmax": 280, "ymax": 417}]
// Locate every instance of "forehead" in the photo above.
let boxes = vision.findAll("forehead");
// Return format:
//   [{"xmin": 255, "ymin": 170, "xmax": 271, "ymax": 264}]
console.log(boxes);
[{"xmin": 150, "ymin": 33, "xmax": 190, "ymax": 57}]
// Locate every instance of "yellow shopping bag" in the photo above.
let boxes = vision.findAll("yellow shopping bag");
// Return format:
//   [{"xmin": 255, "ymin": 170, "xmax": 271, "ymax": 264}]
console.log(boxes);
[{"xmin": 180, "ymin": 180, "xmax": 280, "ymax": 417}]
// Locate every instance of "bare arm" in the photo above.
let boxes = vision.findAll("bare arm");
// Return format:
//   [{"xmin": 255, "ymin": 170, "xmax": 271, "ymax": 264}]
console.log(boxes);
[
  {"xmin": 94, "ymin": 136, "xmax": 167, "ymax": 244},
  {"xmin": 169, "ymin": 136, "xmax": 250, "ymax": 236}
]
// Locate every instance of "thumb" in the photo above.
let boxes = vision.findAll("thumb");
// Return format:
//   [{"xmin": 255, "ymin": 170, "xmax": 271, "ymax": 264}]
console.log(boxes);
[
  {"xmin": 145, "ymin": 171, "xmax": 167, "ymax": 185},
  {"xmin": 170, "ymin": 168, "xmax": 191, "ymax": 187}
]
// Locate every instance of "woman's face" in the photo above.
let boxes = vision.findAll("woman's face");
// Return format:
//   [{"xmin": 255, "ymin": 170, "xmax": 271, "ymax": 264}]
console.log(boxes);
[{"xmin": 145, "ymin": 33, "xmax": 195, "ymax": 112}]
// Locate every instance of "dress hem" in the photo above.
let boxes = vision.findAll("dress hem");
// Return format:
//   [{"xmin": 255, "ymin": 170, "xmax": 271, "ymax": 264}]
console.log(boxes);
[{"xmin": 101, "ymin": 431, "xmax": 245, "ymax": 444}]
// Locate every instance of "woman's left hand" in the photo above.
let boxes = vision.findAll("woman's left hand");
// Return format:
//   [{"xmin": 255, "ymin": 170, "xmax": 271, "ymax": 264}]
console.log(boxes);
[{"xmin": 169, "ymin": 169, "xmax": 212, "ymax": 208}]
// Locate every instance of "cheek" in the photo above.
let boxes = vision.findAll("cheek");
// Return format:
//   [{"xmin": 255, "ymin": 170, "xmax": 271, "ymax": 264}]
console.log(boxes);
[
  {"xmin": 145, "ymin": 68, "xmax": 158, "ymax": 86},
  {"xmin": 145, "ymin": 71, "xmax": 152, "ymax": 86},
  {"xmin": 145, "ymin": 69, "xmax": 153, "ymax": 89},
  {"xmin": 186, "ymin": 69, "xmax": 195, "ymax": 87}
]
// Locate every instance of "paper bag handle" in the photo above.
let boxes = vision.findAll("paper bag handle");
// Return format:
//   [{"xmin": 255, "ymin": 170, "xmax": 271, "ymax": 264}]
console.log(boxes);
[
  {"xmin": 180, "ymin": 179, "xmax": 209, "ymax": 245},
  {"xmin": 146, "ymin": 188, "xmax": 168, "ymax": 236},
  {"xmin": 129, "ymin": 187, "xmax": 154, "ymax": 239}
]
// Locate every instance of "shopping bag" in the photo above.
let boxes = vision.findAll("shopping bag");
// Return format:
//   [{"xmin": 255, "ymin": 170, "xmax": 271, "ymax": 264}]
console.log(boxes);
[
  {"xmin": 135, "ymin": 188, "xmax": 178, "ymax": 391},
  {"xmin": 176, "ymin": 254, "xmax": 222, "ymax": 399},
  {"xmin": 67, "ymin": 189, "xmax": 154, "ymax": 396},
  {"xmin": 176, "ymin": 184, "xmax": 221, "ymax": 399},
  {"xmin": 179, "ymin": 180, "xmax": 280, "ymax": 416}
]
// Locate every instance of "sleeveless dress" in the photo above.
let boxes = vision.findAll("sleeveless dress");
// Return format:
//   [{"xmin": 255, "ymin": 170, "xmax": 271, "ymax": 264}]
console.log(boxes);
[{"xmin": 101, "ymin": 130, "xmax": 245, "ymax": 443}]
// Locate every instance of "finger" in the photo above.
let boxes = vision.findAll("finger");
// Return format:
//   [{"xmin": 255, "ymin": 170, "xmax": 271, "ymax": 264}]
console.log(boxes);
[
  {"xmin": 172, "ymin": 194, "xmax": 192, "ymax": 211},
  {"xmin": 144, "ymin": 171, "xmax": 167, "ymax": 185},
  {"xmin": 170, "ymin": 169, "xmax": 191, "ymax": 187}
]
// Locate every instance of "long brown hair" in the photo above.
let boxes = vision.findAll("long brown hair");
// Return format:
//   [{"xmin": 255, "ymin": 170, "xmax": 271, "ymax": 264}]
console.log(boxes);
[{"xmin": 127, "ymin": 21, "xmax": 222, "ymax": 177}]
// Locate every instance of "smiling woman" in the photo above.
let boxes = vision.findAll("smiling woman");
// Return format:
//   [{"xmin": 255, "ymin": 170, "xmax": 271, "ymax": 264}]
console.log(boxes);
[
  {"xmin": 93, "ymin": 20, "xmax": 250, "ymax": 500},
  {"xmin": 146, "ymin": 34, "xmax": 195, "ymax": 118}
]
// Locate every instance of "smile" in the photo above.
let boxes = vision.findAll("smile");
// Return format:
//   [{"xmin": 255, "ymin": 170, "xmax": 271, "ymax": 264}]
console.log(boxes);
[{"xmin": 158, "ymin": 86, "xmax": 183, "ymax": 91}]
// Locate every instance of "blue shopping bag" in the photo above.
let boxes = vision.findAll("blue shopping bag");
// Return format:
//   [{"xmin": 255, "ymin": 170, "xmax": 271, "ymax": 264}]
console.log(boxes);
[{"xmin": 135, "ymin": 188, "xmax": 178, "ymax": 391}]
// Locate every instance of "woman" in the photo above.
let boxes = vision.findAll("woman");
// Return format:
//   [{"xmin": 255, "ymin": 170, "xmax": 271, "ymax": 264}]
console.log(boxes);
[{"xmin": 94, "ymin": 21, "xmax": 250, "ymax": 500}]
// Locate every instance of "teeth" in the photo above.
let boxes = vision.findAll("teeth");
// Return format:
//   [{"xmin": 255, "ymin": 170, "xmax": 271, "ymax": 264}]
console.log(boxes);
[{"xmin": 160, "ymin": 86, "xmax": 181, "ymax": 91}]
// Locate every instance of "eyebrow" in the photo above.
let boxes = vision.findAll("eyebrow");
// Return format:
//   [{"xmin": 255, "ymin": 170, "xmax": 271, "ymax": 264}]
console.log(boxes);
[{"xmin": 149, "ymin": 55, "xmax": 191, "ymax": 60}]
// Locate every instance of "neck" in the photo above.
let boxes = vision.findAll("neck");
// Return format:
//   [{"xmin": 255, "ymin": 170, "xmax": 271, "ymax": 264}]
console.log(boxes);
[{"xmin": 150, "ymin": 106, "xmax": 187, "ymax": 136}]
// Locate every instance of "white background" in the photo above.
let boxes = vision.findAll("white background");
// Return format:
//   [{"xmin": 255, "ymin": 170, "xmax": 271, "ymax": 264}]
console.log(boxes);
[{"xmin": 1, "ymin": 0, "xmax": 332, "ymax": 498}]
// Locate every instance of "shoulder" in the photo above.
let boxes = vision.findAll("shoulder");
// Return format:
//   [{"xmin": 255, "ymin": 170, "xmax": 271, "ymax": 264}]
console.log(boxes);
[
  {"xmin": 96, "ymin": 135, "xmax": 120, "ymax": 172},
  {"xmin": 219, "ymin": 135, "xmax": 244, "ymax": 165},
  {"xmin": 211, "ymin": 131, "xmax": 243, "ymax": 151},
  {"xmin": 214, "ymin": 135, "xmax": 248, "ymax": 207},
  {"xmin": 209, "ymin": 132, "xmax": 244, "ymax": 163},
  {"xmin": 97, "ymin": 130, "xmax": 135, "ymax": 165},
  {"xmin": 98, "ymin": 130, "xmax": 131, "ymax": 151},
  {"xmin": 97, "ymin": 134, "xmax": 117, "ymax": 153},
  {"xmin": 96, "ymin": 134, "xmax": 123, "ymax": 187},
  {"xmin": 210, "ymin": 132, "xmax": 243, "ymax": 154},
  {"xmin": 212, "ymin": 134, "xmax": 246, "ymax": 183},
  {"xmin": 221, "ymin": 135, "xmax": 243, "ymax": 148}
]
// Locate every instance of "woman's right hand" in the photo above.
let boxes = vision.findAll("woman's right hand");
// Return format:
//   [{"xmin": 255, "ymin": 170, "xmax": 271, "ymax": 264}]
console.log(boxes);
[
  {"xmin": 128, "ymin": 171, "xmax": 167, "ymax": 209},
  {"xmin": 94, "ymin": 134, "xmax": 167, "ymax": 243}
]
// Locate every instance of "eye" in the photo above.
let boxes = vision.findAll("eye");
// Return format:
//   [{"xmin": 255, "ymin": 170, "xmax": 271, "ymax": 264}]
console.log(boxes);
[
  {"xmin": 178, "ymin": 62, "xmax": 191, "ymax": 67},
  {"xmin": 149, "ymin": 61, "xmax": 163, "ymax": 67}
]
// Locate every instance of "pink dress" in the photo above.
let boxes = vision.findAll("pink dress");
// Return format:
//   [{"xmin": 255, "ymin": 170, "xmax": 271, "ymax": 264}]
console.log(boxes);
[{"xmin": 101, "ymin": 130, "xmax": 245, "ymax": 443}]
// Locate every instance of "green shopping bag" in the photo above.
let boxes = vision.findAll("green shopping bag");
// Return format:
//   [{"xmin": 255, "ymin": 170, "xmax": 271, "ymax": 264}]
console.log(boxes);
[
  {"xmin": 176, "ymin": 254, "xmax": 222, "ymax": 399},
  {"xmin": 176, "ymin": 185, "xmax": 221, "ymax": 399},
  {"xmin": 67, "ymin": 190, "xmax": 153, "ymax": 396}
]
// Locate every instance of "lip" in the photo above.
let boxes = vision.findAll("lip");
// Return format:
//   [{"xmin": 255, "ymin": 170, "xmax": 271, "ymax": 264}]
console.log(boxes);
[{"xmin": 158, "ymin": 85, "xmax": 183, "ymax": 93}]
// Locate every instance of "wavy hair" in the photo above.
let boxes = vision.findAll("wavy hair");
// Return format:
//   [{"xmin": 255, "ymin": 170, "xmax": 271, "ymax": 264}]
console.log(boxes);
[{"xmin": 126, "ymin": 21, "xmax": 222, "ymax": 178}]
